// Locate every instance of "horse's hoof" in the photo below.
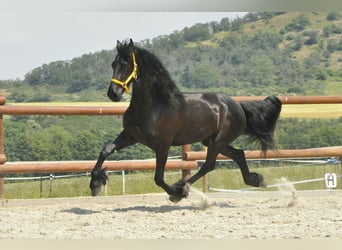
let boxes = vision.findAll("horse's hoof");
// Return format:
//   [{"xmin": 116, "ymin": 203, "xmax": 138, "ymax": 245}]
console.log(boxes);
[
  {"xmin": 90, "ymin": 185, "xmax": 102, "ymax": 196},
  {"xmin": 90, "ymin": 169, "xmax": 108, "ymax": 196},
  {"xmin": 169, "ymin": 194, "xmax": 183, "ymax": 203},
  {"xmin": 259, "ymin": 180, "xmax": 267, "ymax": 188},
  {"xmin": 169, "ymin": 181, "xmax": 190, "ymax": 203},
  {"xmin": 248, "ymin": 172, "xmax": 266, "ymax": 188}
]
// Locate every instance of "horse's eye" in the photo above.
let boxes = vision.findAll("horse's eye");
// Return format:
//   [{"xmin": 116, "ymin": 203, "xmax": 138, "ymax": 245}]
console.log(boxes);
[{"xmin": 121, "ymin": 61, "xmax": 129, "ymax": 66}]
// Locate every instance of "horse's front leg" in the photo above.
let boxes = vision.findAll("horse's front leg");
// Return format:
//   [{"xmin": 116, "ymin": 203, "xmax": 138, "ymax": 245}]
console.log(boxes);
[
  {"xmin": 153, "ymin": 147, "xmax": 189, "ymax": 203},
  {"xmin": 168, "ymin": 144, "xmax": 219, "ymax": 202},
  {"xmin": 90, "ymin": 130, "xmax": 136, "ymax": 196}
]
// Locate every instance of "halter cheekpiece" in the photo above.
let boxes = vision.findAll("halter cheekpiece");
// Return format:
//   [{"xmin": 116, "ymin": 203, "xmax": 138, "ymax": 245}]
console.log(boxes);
[{"xmin": 111, "ymin": 52, "xmax": 138, "ymax": 93}]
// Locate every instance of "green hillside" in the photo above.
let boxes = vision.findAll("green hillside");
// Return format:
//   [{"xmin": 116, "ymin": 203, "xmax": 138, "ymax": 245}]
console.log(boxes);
[{"xmin": 1, "ymin": 12, "xmax": 342, "ymax": 103}]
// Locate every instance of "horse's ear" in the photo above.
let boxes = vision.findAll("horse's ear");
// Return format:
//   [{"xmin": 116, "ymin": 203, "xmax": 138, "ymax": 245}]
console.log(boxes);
[
  {"xmin": 116, "ymin": 40, "xmax": 121, "ymax": 48},
  {"xmin": 129, "ymin": 38, "xmax": 134, "ymax": 48}
]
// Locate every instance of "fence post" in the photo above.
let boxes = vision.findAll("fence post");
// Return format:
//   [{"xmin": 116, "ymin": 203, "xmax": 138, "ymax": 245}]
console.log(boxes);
[
  {"xmin": 0, "ymin": 176, "xmax": 3, "ymax": 197},
  {"xmin": 122, "ymin": 170, "xmax": 126, "ymax": 195},
  {"xmin": 202, "ymin": 146, "xmax": 209, "ymax": 193},
  {"xmin": 0, "ymin": 96, "xmax": 6, "ymax": 197},
  {"xmin": 181, "ymin": 145, "xmax": 192, "ymax": 181}
]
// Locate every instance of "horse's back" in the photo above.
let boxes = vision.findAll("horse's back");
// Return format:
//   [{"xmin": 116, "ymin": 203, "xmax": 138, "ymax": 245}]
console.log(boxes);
[
  {"xmin": 201, "ymin": 92, "xmax": 247, "ymax": 136},
  {"xmin": 171, "ymin": 92, "xmax": 246, "ymax": 145},
  {"xmin": 186, "ymin": 92, "xmax": 245, "ymax": 119}
]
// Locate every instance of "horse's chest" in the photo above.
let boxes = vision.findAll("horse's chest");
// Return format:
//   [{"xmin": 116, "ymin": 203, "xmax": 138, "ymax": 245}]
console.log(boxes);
[
  {"xmin": 124, "ymin": 117, "xmax": 156, "ymax": 145},
  {"xmin": 123, "ymin": 108, "xmax": 176, "ymax": 148}
]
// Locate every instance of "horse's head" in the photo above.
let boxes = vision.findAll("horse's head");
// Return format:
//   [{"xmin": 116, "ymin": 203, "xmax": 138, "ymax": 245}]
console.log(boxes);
[{"xmin": 107, "ymin": 39, "xmax": 138, "ymax": 102}]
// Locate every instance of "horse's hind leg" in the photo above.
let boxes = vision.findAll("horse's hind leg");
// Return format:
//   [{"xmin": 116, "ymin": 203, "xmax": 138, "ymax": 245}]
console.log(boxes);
[
  {"xmin": 185, "ymin": 146, "xmax": 218, "ymax": 185},
  {"xmin": 220, "ymin": 145, "xmax": 266, "ymax": 188}
]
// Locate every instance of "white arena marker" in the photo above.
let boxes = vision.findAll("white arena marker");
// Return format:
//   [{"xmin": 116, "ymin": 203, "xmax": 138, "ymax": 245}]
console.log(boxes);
[{"xmin": 325, "ymin": 173, "xmax": 337, "ymax": 188}]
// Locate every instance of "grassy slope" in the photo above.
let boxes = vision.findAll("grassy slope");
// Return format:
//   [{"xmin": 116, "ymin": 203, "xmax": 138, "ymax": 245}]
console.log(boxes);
[
  {"xmin": 281, "ymin": 104, "xmax": 342, "ymax": 118},
  {"xmin": 242, "ymin": 12, "xmax": 342, "ymax": 73},
  {"xmin": 199, "ymin": 12, "xmax": 342, "ymax": 95}
]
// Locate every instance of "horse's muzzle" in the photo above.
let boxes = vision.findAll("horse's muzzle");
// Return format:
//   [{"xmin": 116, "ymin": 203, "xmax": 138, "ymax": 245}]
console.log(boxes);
[{"xmin": 107, "ymin": 85, "xmax": 122, "ymax": 102}]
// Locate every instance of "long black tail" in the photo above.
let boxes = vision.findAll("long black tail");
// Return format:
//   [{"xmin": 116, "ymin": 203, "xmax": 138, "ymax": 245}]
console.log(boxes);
[{"xmin": 240, "ymin": 96, "xmax": 282, "ymax": 152}]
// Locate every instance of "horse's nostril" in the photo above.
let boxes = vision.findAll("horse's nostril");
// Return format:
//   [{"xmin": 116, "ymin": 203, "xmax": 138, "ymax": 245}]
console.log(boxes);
[
  {"xmin": 108, "ymin": 92, "xmax": 120, "ymax": 102},
  {"xmin": 107, "ymin": 87, "xmax": 118, "ymax": 101}
]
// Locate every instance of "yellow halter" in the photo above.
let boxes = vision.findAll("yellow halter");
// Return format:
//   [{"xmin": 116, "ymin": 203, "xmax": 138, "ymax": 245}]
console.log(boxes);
[{"xmin": 111, "ymin": 52, "xmax": 138, "ymax": 93}]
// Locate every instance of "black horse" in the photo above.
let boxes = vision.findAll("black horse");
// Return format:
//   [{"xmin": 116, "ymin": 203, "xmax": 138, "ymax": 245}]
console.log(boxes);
[{"xmin": 90, "ymin": 39, "xmax": 282, "ymax": 202}]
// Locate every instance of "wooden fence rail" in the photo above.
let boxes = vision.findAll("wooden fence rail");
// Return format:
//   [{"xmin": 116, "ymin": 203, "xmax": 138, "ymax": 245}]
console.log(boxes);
[
  {"xmin": 0, "ymin": 159, "xmax": 197, "ymax": 174},
  {"xmin": 183, "ymin": 147, "xmax": 342, "ymax": 161},
  {"xmin": 0, "ymin": 95, "xmax": 342, "ymax": 117}
]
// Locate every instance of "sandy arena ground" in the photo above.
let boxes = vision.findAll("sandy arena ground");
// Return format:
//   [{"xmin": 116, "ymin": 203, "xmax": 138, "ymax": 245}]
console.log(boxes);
[{"xmin": 1, "ymin": 189, "xmax": 342, "ymax": 239}]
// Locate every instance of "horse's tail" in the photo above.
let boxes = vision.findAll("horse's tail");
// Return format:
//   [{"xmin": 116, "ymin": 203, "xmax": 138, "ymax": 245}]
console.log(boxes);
[{"xmin": 240, "ymin": 96, "xmax": 282, "ymax": 152}]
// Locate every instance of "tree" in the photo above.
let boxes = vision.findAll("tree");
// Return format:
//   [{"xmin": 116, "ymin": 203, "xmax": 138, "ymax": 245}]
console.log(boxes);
[
  {"xmin": 326, "ymin": 12, "xmax": 341, "ymax": 21},
  {"xmin": 243, "ymin": 12, "xmax": 260, "ymax": 22},
  {"xmin": 304, "ymin": 31, "xmax": 319, "ymax": 45},
  {"xmin": 168, "ymin": 32, "xmax": 185, "ymax": 49},
  {"xmin": 285, "ymin": 14, "xmax": 310, "ymax": 32},
  {"xmin": 8, "ymin": 92, "xmax": 29, "ymax": 102},
  {"xmin": 182, "ymin": 64, "xmax": 219, "ymax": 89},
  {"xmin": 28, "ymin": 126, "xmax": 72, "ymax": 161},
  {"xmin": 248, "ymin": 31, "xmax": 282, "ymax": 50},
  {"xmin": 243, "ymin": 54, "xmax": 276, "ymax": 86},
  {"xmin": 220, "ymin": 17, "xmax": 231, "ymax": 31},
  {"xmin": 327, "ymin": 39, "xmax": 338, "ymax": 52},
  {"xmin": 66, "ymin": 71, "xmax": 91, "ymax": 93},
  {"xmin": 230, "ymin": 17, "xmax": 244, "ymax": 32},
  {"xmin": 292, "ymin": 34, "xmax": 304, "ymax": 51},
  {"xmin": 4, "ymin": 122, "xmax": 33, "ymax": 161},
  {"xmin": 25, "ymin": 68, "xmax": 43, "ymax": 85},
  {"xmin": 70, "ymin": 130, "xmax": 102, "ymax": 160},
  {"xmin": 182, "ymin": 23, "xmax": 210, "ymax": 42}
]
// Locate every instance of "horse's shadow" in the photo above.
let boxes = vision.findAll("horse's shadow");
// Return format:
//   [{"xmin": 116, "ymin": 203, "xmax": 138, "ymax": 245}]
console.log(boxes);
[
  {"xmin": 62, "ymin": 207, "xmax": 100, "ymax": 215},
  {"xmin": 60, "ymin": 201, "xmax": 234, "ymax": 215},
  {"xmin": 107, "ymin": 202, "xmax": 234, "ymax": 213},
  {"xmin": 109, "ymin": 205, "xmax": 197, "ymax": 213}
]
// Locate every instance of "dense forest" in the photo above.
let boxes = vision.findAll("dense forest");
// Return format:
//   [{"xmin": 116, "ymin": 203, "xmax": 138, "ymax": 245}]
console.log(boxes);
[{"xmin": 0, "ymin": 12, "xmax": 341, "ymax": 163}]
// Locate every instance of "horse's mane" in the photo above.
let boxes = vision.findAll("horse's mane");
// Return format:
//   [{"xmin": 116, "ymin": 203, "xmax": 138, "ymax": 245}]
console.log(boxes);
[{"xmin": 118, "ymin": 41, "xmax": 185, "ymax": 108}]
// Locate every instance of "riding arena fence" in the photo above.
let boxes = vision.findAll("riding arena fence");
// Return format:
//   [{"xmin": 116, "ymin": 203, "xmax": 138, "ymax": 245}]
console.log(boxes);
[{"xmin": 0, "ymin": 95, "xmax": 342, "ymax": 197}]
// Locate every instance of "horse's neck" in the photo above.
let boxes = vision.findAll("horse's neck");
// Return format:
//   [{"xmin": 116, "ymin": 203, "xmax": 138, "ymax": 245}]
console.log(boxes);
[
  {"xmin": 129, "ymin": 52, "xmax": 184, "ymax": 110},
  {"xmin": 129, "ymin": 77, "xmax": 183, "ymax": 112},
  {"xmin": 129, "ymin": 79, "xmax": 154, "ymax": 110}
]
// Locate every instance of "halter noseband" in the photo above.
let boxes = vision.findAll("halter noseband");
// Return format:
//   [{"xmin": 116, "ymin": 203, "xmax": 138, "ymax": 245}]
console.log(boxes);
[{"xmin": 111, "ymin": 52, "xmax": 138, "ymax": 93}]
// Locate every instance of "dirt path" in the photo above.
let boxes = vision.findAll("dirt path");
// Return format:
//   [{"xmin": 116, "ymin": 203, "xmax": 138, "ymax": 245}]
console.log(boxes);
[{"xmin": 1, "ymin": 190, "xmax": 341, "ymax": 239}]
